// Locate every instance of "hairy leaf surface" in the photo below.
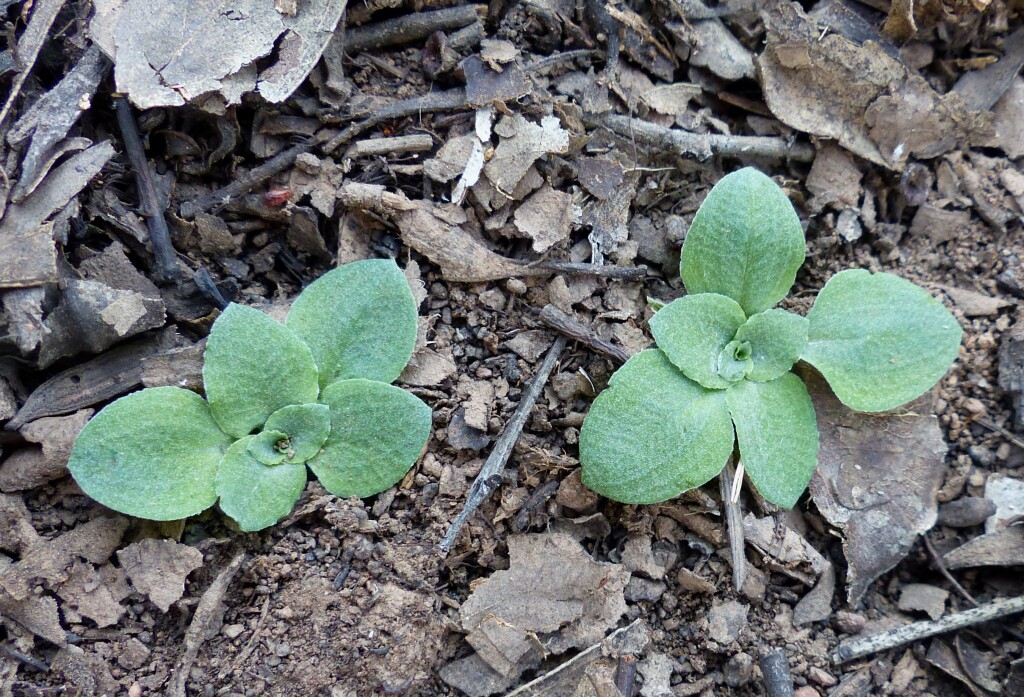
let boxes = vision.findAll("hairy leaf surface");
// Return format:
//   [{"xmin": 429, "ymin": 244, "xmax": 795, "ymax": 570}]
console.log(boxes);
[
  {"xmin": 680, "ymin": 168, "xmax": 805, "ymax": 315},
  {"xmin": 216, "ymin": 437, "xmax": 307, "ymax": 532},
  {"xmin": 287, "ymin": 259, "xmax": 418, "ymax": 388},
  {"xmin": 310, "ymin": 379, "xmax": 431, "ymax": 497},
  {"xmin": 735, "ymin": 309, "xmax": 809, "ymax": 382},
  {"xmin": 802, "ymin": 270, "xmax": 962, "ymax": 412},
  {"xmin": 262, "ymin": 403, "xmax": 331, "ymax": 463},
  {"xmin": 67, "ymin": 388, "xmax": 232, "ymax": 520},
  {"xmin": 579, "ymin": 350, "xmax": 734, "ymax": 504},
  {"xmin": 727, "ymin": 374, "xmax": 819, "ymax": 508},
  {"xmin": 650, "ymin": 293, "xmax": 747, "ymax": 389},
  {"xmin": 204, "ymin": 303, "xmax": 319, "ymax": 438}
]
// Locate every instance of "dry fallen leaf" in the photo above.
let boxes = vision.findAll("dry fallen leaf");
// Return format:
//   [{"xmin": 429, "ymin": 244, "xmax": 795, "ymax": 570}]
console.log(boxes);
[
  {"xmin": 803, "ymin": 368, "xmax": 948, "ymax": 605},
  {"xmin": 117, "ymin": 539, "xmax": 204, "ymax": 612}
]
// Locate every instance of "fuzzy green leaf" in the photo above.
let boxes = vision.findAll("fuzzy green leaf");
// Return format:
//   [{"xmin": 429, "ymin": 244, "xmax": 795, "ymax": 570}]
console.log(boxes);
[
  {"xmin": 204, "ymin": 304, "xmax": 320, "ymax": 438},
  {"xmin": 68, "ymin": 388, "xmax": 233, "ymax": 520},
  {"xmin": 579, "ymin": 350, "xmax": 734, "ymax": 504},
  {"xmin": 261, "ymin": 403, "xmax": 332, "ymax": 463},
  {"xmin": 726, "ymin": 373, "xmax": 819, "ymax": 509},
  {"xmin": 286, "ymin": 259, "xmax": 418, "ymax": 388},
  {"xmin": 734, "ymin": 309, "xmax": 809, "ymax": 382},
  {"xmin": 310, "ymin": 379, "xmax": 431, "ymax": 497},
  {"xmin": 802, "ymin": 269, "xmax": 962, "ymax": 412},
  {"xmin": 680, "ymin": 168, "xmax": 805, "ymax": 315},
  {"xmin": 248, "ymin": 430, "xmax": 289, "ymax": 465},
  {"xmin": 216, "ymin": 437, "xmax": 307, "ymax": 532},
  {"xmin": 650, "ymin": 293, "xmax": 747, "ymax": 389}
]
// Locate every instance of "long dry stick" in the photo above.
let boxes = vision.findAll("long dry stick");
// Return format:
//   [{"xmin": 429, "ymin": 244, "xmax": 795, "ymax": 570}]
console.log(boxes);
[
  {"xmin": 438, "ymin": 335, "xmax": 567, "ymax": 553},
  {"xmin": 832, "ymin": 595, "xmax": 1024, "ymax": 664}
]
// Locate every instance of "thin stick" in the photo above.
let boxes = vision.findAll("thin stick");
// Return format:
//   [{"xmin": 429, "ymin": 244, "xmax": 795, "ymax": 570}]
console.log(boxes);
[
  {"xmin": 114, "ymin": 96, "xmax": 180, "ymax": 282},
  {"xmin": 345, "ymin": 5, "xmax": 481, "ymax": 54},
  {"xmin": 169, "ymin": 554, "xmax": 246, "ymax": 697},
  {"xmin": 0, "ymin": 643, "xmax": 49, "ymax": 672},
  {"xmin": 594, "ymin": 113, "xmax": 816, "ymax": 163},
  {"xmin": 181, "ymin": 88, "xmax": 470, "ymax": 218},
  {"xmin": 438, "ymin": 336, "xmax": 567, "ymax": 553},
  {"xmin": 343, "ymin": 134, "xmax": 434, "ymax": 159},
  {"xmin": 759, "ymin": 648, "xmax": 795, "ymax": 697},
  {"xmin": 975, "ymin": 417, "xmax": 1024, "ymax": 450},
  {"xmin": 832, "ymin": 595, "xmax": 1024, "ymax": 664},
  {"xmin": 719, "ymin": 458, "xmax": 746, "ymax": 592},
  {"xmin": 538, "ymin": 304, "xmax": 630, "ymax": 365},
  {"xmin": 516, "ymin": 260, "xmax": 648, "ymax": 279}
]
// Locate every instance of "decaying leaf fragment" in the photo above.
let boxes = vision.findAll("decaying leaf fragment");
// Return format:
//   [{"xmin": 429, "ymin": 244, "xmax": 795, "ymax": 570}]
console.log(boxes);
[
  {"xmin": 117, "ymin": 539, "xmax": 204, "ymax": 613},
  {"xmin": 440, "ymin": 533, "xmax": 628, "ymax": 695},
  {"xmin": 91, "ymin": 0, "xmax": 345, "ymax": 108},
  {"xmin": 803, "ymin": 369, "xmax": 948, "ymax": 605},
  {"xmin": 758, "ymin": 2, "xmax": 987, "ymax": 170}
]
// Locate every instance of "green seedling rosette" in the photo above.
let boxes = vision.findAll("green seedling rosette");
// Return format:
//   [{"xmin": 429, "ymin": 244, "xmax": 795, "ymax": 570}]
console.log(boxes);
[
  {"xmin": 580, "ymin": 168, "xmax": 962, "ymax": 508},
  {"xmin": 68, "ymin": 259, "xmax": 431, "ymax": 531}
]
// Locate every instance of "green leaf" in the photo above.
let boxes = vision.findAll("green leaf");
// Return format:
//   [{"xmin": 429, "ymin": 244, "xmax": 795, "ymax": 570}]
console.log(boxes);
[
  {"xmin": 680, "ymin": 168, "xmax": 805, "ymax": 315},
  {"xmin": 735, "ymin": 309, "xmax": 809, "ymax": 382},
  {"xmin": 67, "ymin": 388, "xmax": 233, "ymax": 520},
  {"xmin": 216, "ymin": 436, "xmax": 307, "ymax": 532},
  {"xmin": 802, "ymin": 269, "xmax": 963, "ymax": 412},
  {"xmin": 248, "ymin": 430, "xmax": 288, "ymax": 465},
  {"xmin": 262, "ymin": 403, "xmax": 332, "ymax": 463},
  {"xmin": 716, "ymin": 341, "xmax": 753, "ymax": 383},
  {"xmin": 310, "ymin": 379, "xmax": 431, "ymax": 497},
  {"xmin": 579, "ymin": 350, "xmax": 734, "ymax": 504},
  {"xmin": 650, "ymin": 293, "xmax": 747, "ymax": 389},
  {"xmin": 286, "ymin": 259, "xmax": 418, "ymax": 388},
  {"xmin": 726, "ymin": 374, "xmax": 819, "ymax": 509},
  {"xmin": 204, "ymin": 304, "xmax": 320, "ymax": 438}
]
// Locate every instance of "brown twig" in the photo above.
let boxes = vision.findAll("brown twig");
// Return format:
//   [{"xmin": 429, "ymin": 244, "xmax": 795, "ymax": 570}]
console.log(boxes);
[
  {"xmin": 975, "ymin": 417, "xmax": 1024, "ymax": 450},
  {"xmin": 517, "ymin": 260, "xmax": 648, "ymax": 279},
  {"xmin": 223, "ymin": 595, "xmax": 270, "ymax": 679},
  {"xmin": 345, "ymin": 5, "xmax": 482, "ymax": 54},
  {"xmin": 438, "ymin": 336, "xmax": 567, "ymax": 553},
  {"xmin": 538, "ymin": 304, "xmax": 631, "ymax": 365},
  {"xmin": 513, "ymin": 478, "xmax": 560, "ymax": 531},
  {"xmin": 114, "ymin": 96, "xmax": 180, "ymax": 282},
  {"xmin": 343, "ymin": 134, "xmax": 434, "ymax": 159},
  {"xmin": 759, "ymin": 648, "xmax": 796, "ymax": 697},
  {"xmin": 169, "ymin": 554, "xmax": 246, "ymax": 697},
  {"xmin": 593, "ymin": 113, "xmax": 816, "ymax": 163},
  {"xmin": 832, "ymin": 595, "xmax": 1024, "ymax": 664},
  {"xmin": 719, "ymin": 458, "xmax": 747, "ymax": 592}
]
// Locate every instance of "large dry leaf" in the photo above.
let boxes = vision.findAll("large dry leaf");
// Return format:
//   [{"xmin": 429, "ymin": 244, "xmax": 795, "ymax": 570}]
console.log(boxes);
[
  {"xmin": 117, "ymin": 539, "xmax": 204, "ymax": 612},
  {"xmin": 91, "ymin": 0, "xmax": 345, "ymax": 108},
  {"xmin": 758, "ymin": 3, "xmax": 986, "ymax": 170},
  {"xmin": 803, "ymin": 369, "xmax": 948, "ymax": 605}
]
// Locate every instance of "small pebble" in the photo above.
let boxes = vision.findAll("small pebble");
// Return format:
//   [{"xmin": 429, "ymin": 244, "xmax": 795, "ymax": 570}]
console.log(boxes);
[
  {"xmin": 936, "ymin": 497, "xmax": 996, "ymax": 527},
  {"xmin": 624, "ymin": 576, "xmax": 667, "ymax": 602},
  {"xmin": 963, "ymin": 398, "xmax": 986, "ymax": 416},
  {"xmin": 506, "ymin": 278, "xmax": 527, "ymax": 295},
  {"xmin": 128, "ymin": 684, "xmax": 142, "ymax": 697},
  {"xmin": 806, "ymin": 666, "xmax": 837, "ymax": 687},
  {"xmin": 833, "ymin": 610, "xmax": 866, "ymax": 635},
  {"xmin": 724, "ymin": 652, "xmax": 754, "ymax": 687},
  {"xmin": 795, "ymin": 687, "xmax": 820, "ymax": 697}
]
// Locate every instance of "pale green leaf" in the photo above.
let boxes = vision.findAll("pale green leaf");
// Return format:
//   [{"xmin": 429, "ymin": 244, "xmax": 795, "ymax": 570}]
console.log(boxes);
[
  {"xmin": 204, "ymin": 304, "xmax": 320, "ymax": 438},
  {"xmin": 579, "ymin": 350, "xmax": 734, "ymax": 504},
  {"xmin": 248, "ymin": 430, "xmax": 288, "ymax": 465},
  {"xmin": 734, "ymin": 309, "xmax": 809, "ymax": 382},
  {"xmin": 263, "ymin": 403, "xmax": 331, "ymax": 463},
  {"xmin": 726, "ymin": 373, "xmax": 819, "ymax": 509},
  {"xmin": 650, "ymin": 293, "xmax": 747, "ymax": 389},
  {"xmin": 716, "ymin": 341, "xmax": 753, "ymax": 383},
  {"xmin": 67, "ymin": 388, "xmax": 233, "ymax": 520},
  {"xmin": 680, "ymin": 168, "xmax": 805, "ymax": 315},
  {"xmin": 286, "ymin": 259, "xmax": 418, "ymax": 388},
  {"xmin": 802, "ymin": 269, "xmax": 962, "ymax": 412},
  {"xmin": 216, "ymin": 436, "xmax": 307, "ymax": 532},
  {"xmin": 310, "ymin": 379, "xmax": 431, "ymax": 497}
]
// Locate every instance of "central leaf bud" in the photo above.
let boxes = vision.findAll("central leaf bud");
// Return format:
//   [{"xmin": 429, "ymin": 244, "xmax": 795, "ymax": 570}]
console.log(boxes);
[{"xmin": 717, "ymin": 340, "xmax": 753, "ymax": 383}]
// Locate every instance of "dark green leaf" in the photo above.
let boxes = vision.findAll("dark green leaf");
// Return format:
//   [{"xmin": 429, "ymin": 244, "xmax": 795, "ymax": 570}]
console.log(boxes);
[
  {"xmin": 727, "ymin": 373, "xmax": 819, "ymax": 509},
  {"xmin": 286, "ymin": 259, "xmax": 418, "ymax": 388},
  {"xmin": 680, "ymin": 168, "xmax": 805, "ymax": 315},
  {"xmin": 216, "ymin": 436, "xmax": 307, "ymax": 532},
  {"xmin": 579, "ymin": 350, "xmax": 734, "ymax": 504},
  {"xmin": 734, "ymin": 309, "xmax": 809, "ymax": 382},
  {"xmin": 802, "ymin": 269, "xmax": 962, "ymax": 412},
  {"xmin": 67, "ymin": 388, "xmax": 233, "ymax": 520},
  {"xmin": 204, "ymin": 303, "xmax": 319, "ymax": 438},
  {"xmin": 310, "ymin": 379, "xmax": 431, "ymax": 497},
  {"xmin": 649, "ymin": 293, "xmax": 747, "ymax": 389}
]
